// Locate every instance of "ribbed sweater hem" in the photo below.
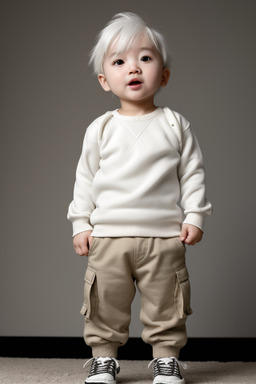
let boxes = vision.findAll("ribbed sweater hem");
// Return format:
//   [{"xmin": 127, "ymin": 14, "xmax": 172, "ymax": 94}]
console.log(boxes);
[{"xmin": 91, "ymin": 224, "xmax": 181, "ymax": 238}]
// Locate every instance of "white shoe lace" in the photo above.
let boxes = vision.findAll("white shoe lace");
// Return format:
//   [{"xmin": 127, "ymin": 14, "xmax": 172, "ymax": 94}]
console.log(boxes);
[
  {"xmin": 84, "ymin": 357, "xmax": 120, "ymax": 377},
  {"xmin": 148, "ymin": 357, "xmax": 187, "ymax": 379}
]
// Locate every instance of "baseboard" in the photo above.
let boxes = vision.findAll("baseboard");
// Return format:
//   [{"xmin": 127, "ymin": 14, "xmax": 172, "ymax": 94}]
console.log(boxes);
[{"xmin": 0, "ymin": 337, "xmax": 255, "ymax": 361}]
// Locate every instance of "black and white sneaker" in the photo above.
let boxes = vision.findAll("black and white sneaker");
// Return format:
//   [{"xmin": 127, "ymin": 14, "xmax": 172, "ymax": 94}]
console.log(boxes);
[
  {"xmin": 148, "ymin": 357, "xmax": 187, "ymax": 384},
  {"xmin": 84, "ymin": 357, "xmax": 120, "ymax": 384}
]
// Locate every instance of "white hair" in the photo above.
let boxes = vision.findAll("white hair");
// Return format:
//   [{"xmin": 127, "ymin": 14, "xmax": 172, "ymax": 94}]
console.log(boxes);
[{"xmin": 89, "ymin": 12, "xmax": 170, "ymax": 75}]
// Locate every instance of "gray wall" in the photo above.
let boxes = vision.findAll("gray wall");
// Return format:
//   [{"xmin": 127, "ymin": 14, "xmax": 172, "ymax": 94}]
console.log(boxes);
[{"xmin": 1, "ymin": 0, "xmax": 256, "ymax": 338}]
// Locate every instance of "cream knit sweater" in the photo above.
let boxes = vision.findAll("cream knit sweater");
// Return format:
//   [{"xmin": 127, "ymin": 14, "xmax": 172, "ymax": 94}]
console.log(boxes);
[{"xmin": 68, "ymin": 107, "xmax": 212, "ymax": 237}]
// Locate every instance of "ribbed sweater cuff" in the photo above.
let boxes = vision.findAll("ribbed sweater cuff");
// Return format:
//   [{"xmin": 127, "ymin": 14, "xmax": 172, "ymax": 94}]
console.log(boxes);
[
  {"xmin": 72, "ymin": 220, "xmax": 93, "ymax": 237},
  {"xmin": 183, "ymin": 213, "xmax": 204, "ymax": 231}
]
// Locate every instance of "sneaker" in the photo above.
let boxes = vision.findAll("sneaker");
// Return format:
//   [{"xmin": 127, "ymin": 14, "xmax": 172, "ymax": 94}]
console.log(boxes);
[
  {"xmin": 148, "ymin": 357, "xmax": 187, "ymax": 384},
  {"xmin": 84, "ymin": 357, "xmax": 120, "ymax": 384}
]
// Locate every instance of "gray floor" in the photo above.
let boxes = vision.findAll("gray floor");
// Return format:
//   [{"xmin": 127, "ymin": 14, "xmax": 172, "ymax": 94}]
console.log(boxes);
[{"xmin": 0, "ymin": 358, "xmax": 256, "ymax": 384}]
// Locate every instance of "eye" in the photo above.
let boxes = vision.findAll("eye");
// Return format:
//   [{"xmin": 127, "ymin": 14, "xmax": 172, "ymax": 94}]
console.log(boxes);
[
  {"xmin": 113, "ymin": 59, "xmax": 124, "ymax": 66},
  {"xmin": 141, "ymin": 56, "xmax": 152, "ymax": 62}
]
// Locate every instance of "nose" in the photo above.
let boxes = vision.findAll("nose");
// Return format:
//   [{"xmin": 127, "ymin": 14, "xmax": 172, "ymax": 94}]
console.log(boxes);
[{"xmin": 128, "ymin": 61, "xmax": 141, "ymax": 74}]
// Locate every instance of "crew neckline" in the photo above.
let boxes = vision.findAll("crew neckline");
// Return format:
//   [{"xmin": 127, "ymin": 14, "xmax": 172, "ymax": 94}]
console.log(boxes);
[{"xmin": 112, "ymin": 107, "xmax": 163, "ymax": 121}]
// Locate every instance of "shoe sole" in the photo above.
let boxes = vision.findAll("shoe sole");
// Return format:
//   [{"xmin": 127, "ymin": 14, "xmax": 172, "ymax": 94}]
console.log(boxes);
[
  {"xmin": 154, "ymin": 381, "xmax": 186, "ymax": 384},
  {"xmin": 154, "ymin": 379, "xmax": 185, "ymax": 384},
  {"xmin": 85, "ymin": 382, "xmax": 116, "ymax": 384},
  {"xmin": 85, "ymin": 381, "xmax": 116, "ymax": 384},
  {"xmin": 154, "ymin": 381, "xmax": 185, "ymax": 384},
  {"xmin": 84, "ymin": 381, "xmax": 116, "ymax": 384}
]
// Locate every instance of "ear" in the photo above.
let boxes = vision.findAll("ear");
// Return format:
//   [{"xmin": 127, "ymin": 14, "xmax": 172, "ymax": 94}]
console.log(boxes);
[
  {"xmin": 160, "ymin": 68, "xmax": 171, "ymax": 87},
  {"xmin": 98, "ymin": 74, "xmax": 111, "ymax": 92}
]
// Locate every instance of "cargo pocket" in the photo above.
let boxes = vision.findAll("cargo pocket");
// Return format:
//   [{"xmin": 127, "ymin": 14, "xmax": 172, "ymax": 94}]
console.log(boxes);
[
  {"xmin": 80, "ymin": 266, "xmax": 99, "ymax": 320},
  {"xmin": 174, "ymin": 265, "xmax": 193, "ymax": 318}
]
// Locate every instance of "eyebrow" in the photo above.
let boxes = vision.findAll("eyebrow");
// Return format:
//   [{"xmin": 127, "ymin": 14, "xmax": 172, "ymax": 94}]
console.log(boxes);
[
  {"xmin": 140, "ymin": 47, "xmax": 155, "ymax": 52},
  {"xmin": 108, "ymin": 46, "xmax": 156, "ymax": 59},
  {"xmin": 108, "ymin": 52, "xmax": 119, "ymax": 59}
]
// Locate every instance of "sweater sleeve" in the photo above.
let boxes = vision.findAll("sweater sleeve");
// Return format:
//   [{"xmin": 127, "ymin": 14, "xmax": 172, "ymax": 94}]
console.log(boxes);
[
  {"xmin": 67, "ymin": 119, "xmax": 100, "ymax": 237},
  {"xmin": 177, "ymin": 116, "xmax": 212, "ymax": 230}
]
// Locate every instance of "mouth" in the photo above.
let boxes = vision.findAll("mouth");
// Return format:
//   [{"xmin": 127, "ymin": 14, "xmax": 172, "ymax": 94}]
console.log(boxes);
[
  {"xmin": 128, "ymin": 79, "xmax": 143, "ymax": 89},
  {"xmin": 129, "ymin": 80, "xmax": 142, "ymax": 85}
]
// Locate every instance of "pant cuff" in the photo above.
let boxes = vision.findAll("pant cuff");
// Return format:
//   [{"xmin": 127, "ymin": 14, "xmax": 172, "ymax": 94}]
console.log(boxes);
[
  {"xmin": 152, "ymin": 345, "xmax": 180, "ymax": 359},
  {"xmin": 91, "ymin": 342, "xmax": 119, "ymax": 358}
]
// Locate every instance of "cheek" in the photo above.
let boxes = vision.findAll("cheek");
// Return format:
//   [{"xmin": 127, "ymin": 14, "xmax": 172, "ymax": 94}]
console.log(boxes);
[
  {"xmin": 150, "ymin": 71, "xmax": 164, "ymax": 87},
  {"xmin": 147, "ymin": 65, "xmax": 163, "ymax": 82},
  {"xmin": 106, "ymin": 71, "xmax": 122, "ymax": 86}
]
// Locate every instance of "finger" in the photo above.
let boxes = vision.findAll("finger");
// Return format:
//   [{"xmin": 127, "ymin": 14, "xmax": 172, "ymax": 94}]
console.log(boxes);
[
  {"xmin": 179, "ymin": 228, "xmax": 188, "ymax": 242},
  {"xmin": 76, "ymin": 245, "xmax": 89, "ymax": 256},
  {"xmin": 185, "ymin": 236, "xmax": 199, "ymax": 246},
  {"xmin": 81, "ymin": 246, "xmax": 89, "ymax": 256},
  {"xmin": 184, "ymin": 233, "xmax": 195, "ymax": 245}
]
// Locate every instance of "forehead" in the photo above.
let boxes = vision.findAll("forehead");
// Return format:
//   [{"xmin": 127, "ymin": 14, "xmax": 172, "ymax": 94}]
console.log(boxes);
[{"xmin": 106, "ymin": 33, "xmax": 157, "ymax": 57}]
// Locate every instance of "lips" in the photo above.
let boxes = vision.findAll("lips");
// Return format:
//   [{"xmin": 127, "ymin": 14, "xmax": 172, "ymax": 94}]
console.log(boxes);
[
  {"xmin": 129, "ymin": 80, "xmax": 142, "ymax": 85},
  {"xmin": 128, "ymin": 79, "xmax": 143, "ymax": 89}
]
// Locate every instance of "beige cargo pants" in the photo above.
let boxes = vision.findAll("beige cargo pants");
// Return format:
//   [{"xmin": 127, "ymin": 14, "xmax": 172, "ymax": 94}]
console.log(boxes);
[{"xmin": 80, "ymin": 237, "xmax": 192, "ymax": 359}]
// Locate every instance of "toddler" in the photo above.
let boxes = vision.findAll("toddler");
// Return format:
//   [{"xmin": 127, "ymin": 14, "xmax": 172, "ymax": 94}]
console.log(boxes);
[{"xmin": 68, "ymin": 12, "xmax": 212, "ymax": 384}]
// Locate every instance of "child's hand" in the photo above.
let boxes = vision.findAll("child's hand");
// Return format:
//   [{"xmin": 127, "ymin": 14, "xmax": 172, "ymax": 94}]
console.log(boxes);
[
  {"xmin": 73, "ymin": 230, "xmax": 93, "ymax": 256},
  {"xmin": 179, "ymin": 224, "xmax": 203, "ymax": 246}
]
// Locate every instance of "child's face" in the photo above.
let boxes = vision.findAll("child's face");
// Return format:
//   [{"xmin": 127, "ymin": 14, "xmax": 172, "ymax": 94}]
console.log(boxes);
[{"xmin": 98, "ymin": 34, "xmax": 170, "ymax": 113}]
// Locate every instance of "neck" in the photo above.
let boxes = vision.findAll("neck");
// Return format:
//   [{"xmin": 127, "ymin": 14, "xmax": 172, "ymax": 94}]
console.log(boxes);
[{"xmin": 118, "ymin": 99, "xmax": 158, "ymax": 116}]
